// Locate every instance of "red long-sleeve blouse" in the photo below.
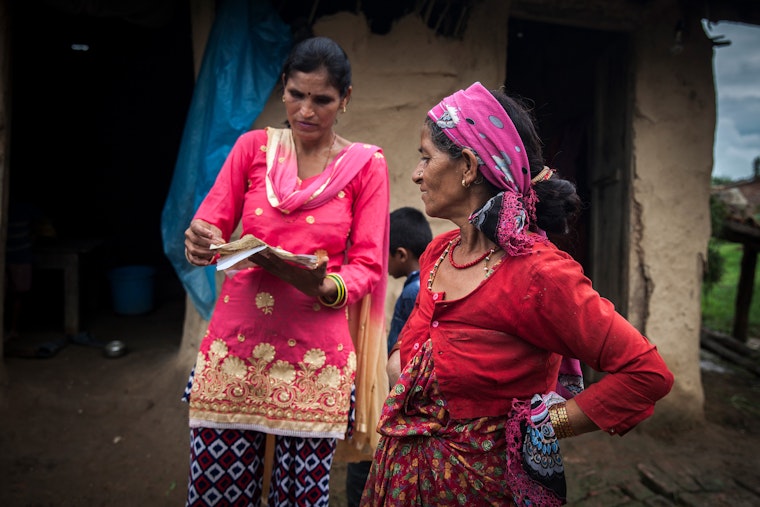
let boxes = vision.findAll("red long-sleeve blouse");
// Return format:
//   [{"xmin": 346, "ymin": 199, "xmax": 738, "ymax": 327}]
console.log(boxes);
[{"xmin": 397, "ymin": 229, "xmax": 674, "ymax": 436}]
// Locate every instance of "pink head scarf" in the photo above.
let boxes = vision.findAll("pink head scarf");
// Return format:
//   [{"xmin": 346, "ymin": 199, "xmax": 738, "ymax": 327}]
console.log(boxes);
[{"xmin": 427, "ymin": 82, "xmax": 543, "ymax": 256}]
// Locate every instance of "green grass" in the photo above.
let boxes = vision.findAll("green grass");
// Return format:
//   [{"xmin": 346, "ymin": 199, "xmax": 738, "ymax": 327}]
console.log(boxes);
[{"xmin": 701, "ymin": 239, "xmax": 760, "ymax": 338}]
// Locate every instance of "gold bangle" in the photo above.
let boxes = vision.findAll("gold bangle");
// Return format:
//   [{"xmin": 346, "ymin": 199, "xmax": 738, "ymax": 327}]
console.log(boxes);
[
  {"xmin": 549, "ymin": 402, "xmax": 576, "ymax": 439},
  {"xmin": 318, "ymin": 273, "xmax": 347, "ymax": 308}
]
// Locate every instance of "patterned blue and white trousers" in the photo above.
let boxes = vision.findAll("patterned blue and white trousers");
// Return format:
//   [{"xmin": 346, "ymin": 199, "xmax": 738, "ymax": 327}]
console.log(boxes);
[{"xmin": 186, "ymin": 428, "xmax": 336, "ymax": 506}]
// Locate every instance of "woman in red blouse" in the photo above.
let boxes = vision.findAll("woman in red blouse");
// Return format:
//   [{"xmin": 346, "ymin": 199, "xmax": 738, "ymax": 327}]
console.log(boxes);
[{"xmin": 361, "ymin": 82, "xmax": 674, "ymax": 506}]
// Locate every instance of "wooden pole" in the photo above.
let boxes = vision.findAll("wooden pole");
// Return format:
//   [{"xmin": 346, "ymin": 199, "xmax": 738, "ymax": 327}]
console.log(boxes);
[{"xmin": 732, "ymin": 244, "xmax": 758, "ymax": 342}]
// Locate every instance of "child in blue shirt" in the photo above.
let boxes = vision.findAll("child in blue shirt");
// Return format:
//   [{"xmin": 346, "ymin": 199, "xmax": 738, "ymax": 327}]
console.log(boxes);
[{"xmin": 385, "ymin": 207, "xmax": 433, "ymax": 356}]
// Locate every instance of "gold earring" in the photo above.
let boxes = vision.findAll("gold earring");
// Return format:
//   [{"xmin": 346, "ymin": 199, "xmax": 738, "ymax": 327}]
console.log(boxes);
[
  {"xmin": 342, "ymin": 105, "xmax": 347, "ymax": 113},
  {"xmin": 281, "ymin": 96, "xmax": 285, "ymax": 102},
  {"xmin": 462, "ymin": 179, "xmax": 470, "ymax": 189}
]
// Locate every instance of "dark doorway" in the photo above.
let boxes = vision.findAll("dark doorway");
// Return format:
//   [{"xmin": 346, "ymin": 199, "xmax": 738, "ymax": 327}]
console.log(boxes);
[
  {"xmin": 7, "ymin": 1, "xmax": 194, "ymax": 332},
  {"xmin": 505, "ymin": 18, "xmax": 631, "ymax": 310}
]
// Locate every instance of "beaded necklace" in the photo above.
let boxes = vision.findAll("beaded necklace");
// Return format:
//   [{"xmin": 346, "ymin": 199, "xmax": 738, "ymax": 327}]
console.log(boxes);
[
  {"xmin": 449, "ymin": 237, "xmax": 496, "ymax": 269},
  {"xmin": 427, "ymin": 236, "xmax": 499, "ymax": 291}
]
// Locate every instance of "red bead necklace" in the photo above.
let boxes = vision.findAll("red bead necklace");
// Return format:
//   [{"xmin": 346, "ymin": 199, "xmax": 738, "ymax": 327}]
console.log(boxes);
[{"xmin": 448, "ymin": 237, "xmax": 496, "ymax": 269}]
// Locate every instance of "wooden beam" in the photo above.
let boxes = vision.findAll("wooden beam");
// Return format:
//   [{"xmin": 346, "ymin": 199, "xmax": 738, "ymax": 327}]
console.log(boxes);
[
  {"xmin": 701, "ymin": 328, "xmax": 760, "ymax": 376},
  {"xmin": 717, "ymin": 221, "xmax": 760, "ymax": 250}
]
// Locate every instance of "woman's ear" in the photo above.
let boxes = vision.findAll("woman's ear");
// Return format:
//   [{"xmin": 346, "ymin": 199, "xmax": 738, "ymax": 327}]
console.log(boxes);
[
  {"xmin": 461, "ymin": 148, "xmax": 480, "ymax": 183},
  {"xmin": 462, "ymin": 148, "xmax": 478, "ymax": 169},
  {"xmin": 343, "ymin": 86, "xmax": 353, "ymax": 109}
]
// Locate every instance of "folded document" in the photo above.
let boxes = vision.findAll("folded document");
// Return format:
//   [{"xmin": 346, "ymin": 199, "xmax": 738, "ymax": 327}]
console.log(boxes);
[{"xmin": 211, "ymin": 234, "xmax": 321, "ymax": 271}]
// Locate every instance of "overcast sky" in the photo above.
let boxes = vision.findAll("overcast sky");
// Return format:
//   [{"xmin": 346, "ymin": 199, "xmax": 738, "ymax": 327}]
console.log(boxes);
[{"xmin": 703, "ymin": 20, "xmax": 760, "ymax": 181}]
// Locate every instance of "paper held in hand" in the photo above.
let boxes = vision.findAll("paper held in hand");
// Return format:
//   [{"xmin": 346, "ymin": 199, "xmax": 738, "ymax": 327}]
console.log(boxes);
[{"xmin": 211, "ymin": 234, "xmax": 322, "ymax": 271}]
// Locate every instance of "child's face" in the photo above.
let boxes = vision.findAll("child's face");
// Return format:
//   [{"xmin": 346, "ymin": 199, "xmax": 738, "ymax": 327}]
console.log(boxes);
[{"xmin": 388, "ymin": 249, "xmax": 405, "ymax": 279}]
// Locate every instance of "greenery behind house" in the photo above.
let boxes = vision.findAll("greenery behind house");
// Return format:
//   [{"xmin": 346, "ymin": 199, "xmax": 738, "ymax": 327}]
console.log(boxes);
[
  {"xmin": 702, "ymin": 182, "xmax": 760, "ymax": 339},
  {"xmin": 702, "ymin": 239, "xmax": 760, "ymax": 338}
]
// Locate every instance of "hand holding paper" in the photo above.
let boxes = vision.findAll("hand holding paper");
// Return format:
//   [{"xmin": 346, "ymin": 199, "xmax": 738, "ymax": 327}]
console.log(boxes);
[{"xmin": 211, "ymin": 234, "xmax": 325, "ymax": 271}]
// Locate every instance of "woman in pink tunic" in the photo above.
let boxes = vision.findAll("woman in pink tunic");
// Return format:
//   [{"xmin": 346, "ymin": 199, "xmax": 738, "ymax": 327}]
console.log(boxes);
[
  {"xmin": 183, "ymin": 37, "xmax": 389, "ymax": 506},
  {"xmin": 362, "ymin": 82, "xmax": 674, "ymax": 506}
]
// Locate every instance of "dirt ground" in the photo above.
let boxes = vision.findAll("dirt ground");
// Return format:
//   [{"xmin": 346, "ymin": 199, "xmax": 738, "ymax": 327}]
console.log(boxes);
[{"xmin": 1, "ymin": 292, "xmax": 760, "ymax": 507}]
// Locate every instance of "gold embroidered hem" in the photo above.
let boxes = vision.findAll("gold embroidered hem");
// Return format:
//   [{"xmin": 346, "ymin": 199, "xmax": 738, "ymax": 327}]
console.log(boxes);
[
  {"xmin": 187, "ymin": 414, "xmax": 348, "ymax": 439},
  {"xmin": 188, "ymin": 340, "xmax": 355, "ymax": 438}
]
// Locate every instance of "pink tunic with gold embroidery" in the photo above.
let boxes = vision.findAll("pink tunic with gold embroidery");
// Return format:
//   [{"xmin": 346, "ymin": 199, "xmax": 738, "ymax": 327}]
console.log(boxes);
[{"xmin": 188, "ymin": 129, "xmax": 389, "ymax": 439}]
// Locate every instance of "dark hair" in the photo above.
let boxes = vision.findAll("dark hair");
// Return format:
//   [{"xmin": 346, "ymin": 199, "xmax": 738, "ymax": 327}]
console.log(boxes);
[
  {"xmin": 425, "ymin": 88, "xmax": 581, "ymax": 235},
  {"xmin": 390, "ymin": 207, "xmax": 433, "ymax": 259},
  {"xmin": 280, "ymin": 36, "xmax": 352, "ymax": 98}
]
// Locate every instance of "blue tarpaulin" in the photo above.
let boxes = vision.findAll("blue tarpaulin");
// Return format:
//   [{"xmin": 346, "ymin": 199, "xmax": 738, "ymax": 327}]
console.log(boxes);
[{"xmin": 161, "ymin": 0, "xmax": 292, "ymax": 320}]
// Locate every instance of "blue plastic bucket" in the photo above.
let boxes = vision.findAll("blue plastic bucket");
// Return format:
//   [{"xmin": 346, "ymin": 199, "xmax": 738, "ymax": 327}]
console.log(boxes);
[{"xmin": 108, "ymin": 265, "xmax": 156, "ymax": 315}]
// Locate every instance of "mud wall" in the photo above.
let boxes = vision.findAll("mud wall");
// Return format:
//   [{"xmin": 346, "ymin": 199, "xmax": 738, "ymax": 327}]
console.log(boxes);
[{"xmin": 627, "ymin": 3, "xmax": 714, "ymax": 426}]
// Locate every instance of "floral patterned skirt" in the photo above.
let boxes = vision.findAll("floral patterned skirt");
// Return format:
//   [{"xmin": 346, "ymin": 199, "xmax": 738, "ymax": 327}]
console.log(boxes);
[{"xmin": 361, "ymin": 339, "xmax": 513, "ymax": 506}]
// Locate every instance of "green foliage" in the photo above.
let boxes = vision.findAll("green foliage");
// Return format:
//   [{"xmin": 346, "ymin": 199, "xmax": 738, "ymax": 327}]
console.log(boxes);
[
  {"xmin": 701, "ymin": 240, "xmax": 760, "ymax": 337},
  {"xmin": 711, "ymin": 175, "xmax": 735, "ymax": 186},
  {"xmin": 703, "ymin": 238, "xmax": 725, "ymax": 293},
  {"xmin": 709, "ymin": 193, "xmax": 727, "ymax": 236}
]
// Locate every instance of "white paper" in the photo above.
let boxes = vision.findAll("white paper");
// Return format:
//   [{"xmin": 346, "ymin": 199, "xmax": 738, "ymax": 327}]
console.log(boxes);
[{"xmin": 215, "ymin": 245, "xmax": 266, "ymax": 271}]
